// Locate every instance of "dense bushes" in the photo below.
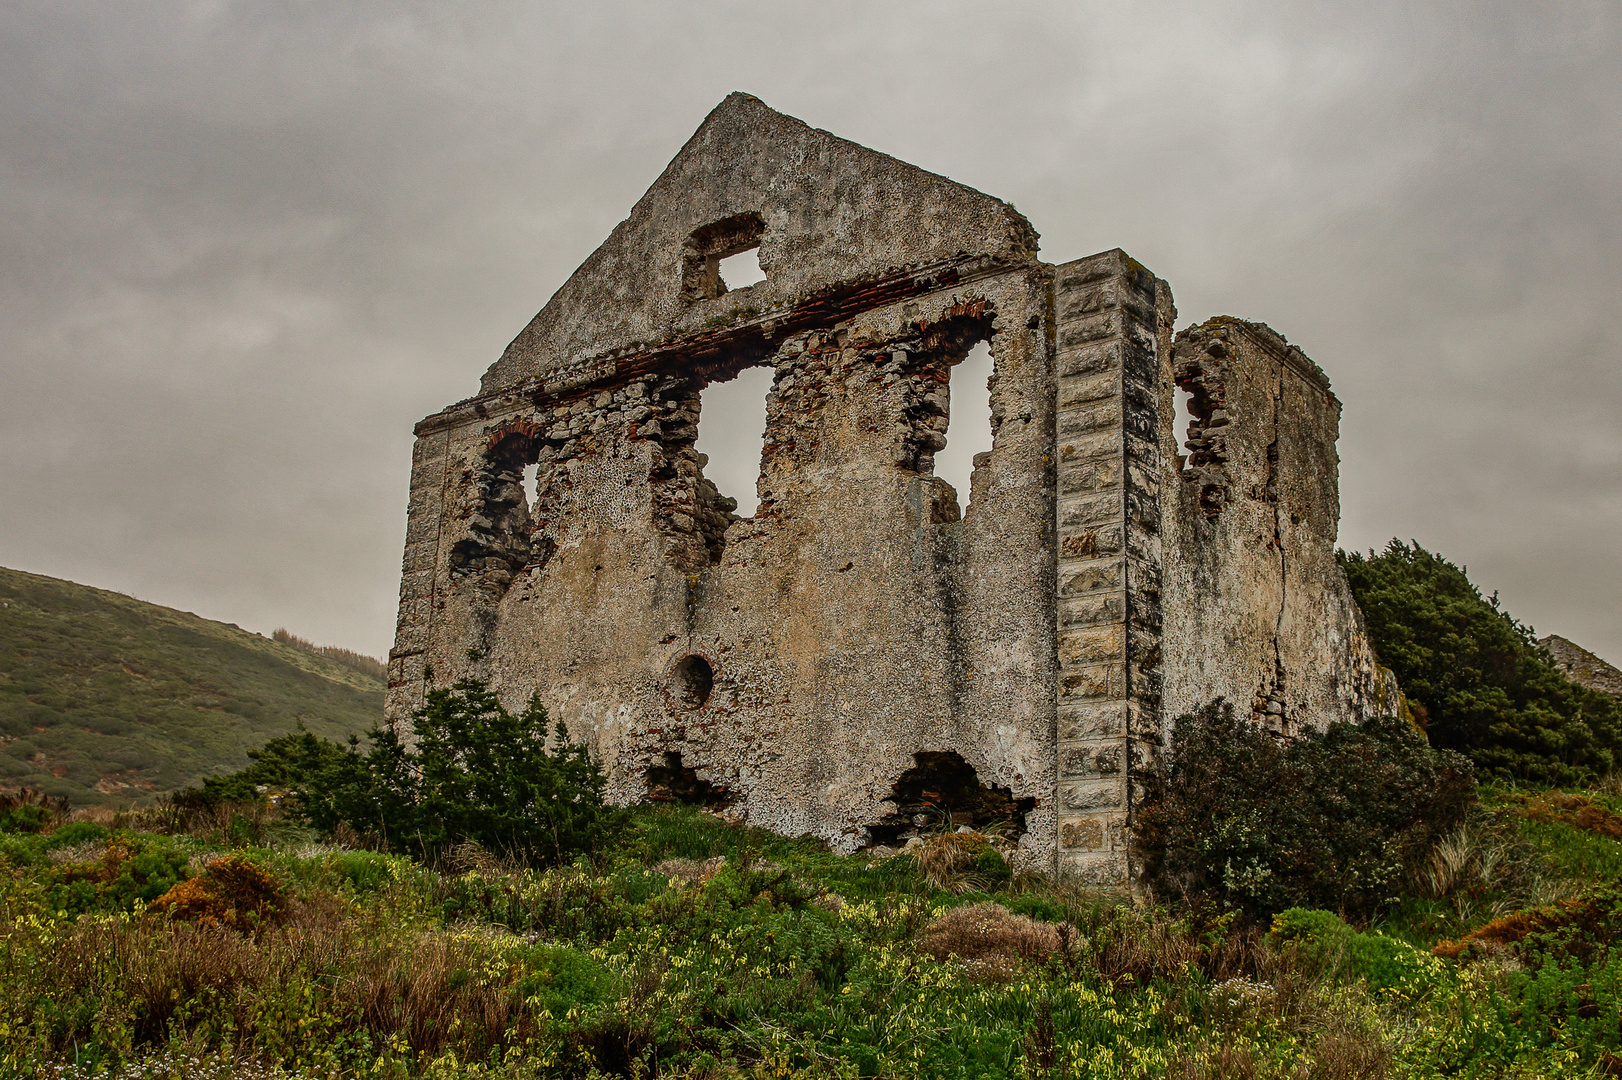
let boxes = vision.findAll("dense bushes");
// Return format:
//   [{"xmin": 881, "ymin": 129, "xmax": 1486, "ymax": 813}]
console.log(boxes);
[
  {"xmin": 1139, "ymin": 699, "xmax": 1476, "ymax": 921},
  {"xmin": 1341, "ymin": 540, "xmax": 1622, "ymax": 784},
  {"xmin": 183, "ymin": 678, "xmax": 621, "ymax": 867}
]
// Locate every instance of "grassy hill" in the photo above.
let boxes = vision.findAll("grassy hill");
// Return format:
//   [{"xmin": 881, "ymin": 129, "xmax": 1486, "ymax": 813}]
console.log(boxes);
[{"xmin": 0, "ymin": 566, "xmax": 382, "ymax": 806}]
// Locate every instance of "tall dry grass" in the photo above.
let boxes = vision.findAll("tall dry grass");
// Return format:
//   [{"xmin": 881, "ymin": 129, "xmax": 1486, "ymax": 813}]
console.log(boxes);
[
  {"xmin": 271, "ymin": 629, "xmax": 386, "ymax": 682},
  {"xmin": 3, "ymin": 894, "xmax": 536, "ymax": 1066}
]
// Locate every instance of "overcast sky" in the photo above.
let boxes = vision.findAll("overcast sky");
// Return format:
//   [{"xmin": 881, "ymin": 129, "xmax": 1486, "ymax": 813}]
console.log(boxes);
[{"xmin": 2, "ymin": 1, "xmax": 1618, "ymax": 664}]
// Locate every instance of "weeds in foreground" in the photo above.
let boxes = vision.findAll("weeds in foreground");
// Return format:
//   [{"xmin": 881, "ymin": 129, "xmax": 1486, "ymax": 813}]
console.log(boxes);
[{"xmin": 1, "ymin": 798, "xmax": 1619, "ymax": 1078}]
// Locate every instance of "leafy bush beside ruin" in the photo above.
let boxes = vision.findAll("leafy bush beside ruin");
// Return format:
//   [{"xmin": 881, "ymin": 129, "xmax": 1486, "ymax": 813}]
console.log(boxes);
[
  {"xmin": 1137, "ymin": 699, "xmax": 1476, "ymax": 921},
  {"xmin": 180, "ymin": 678, "xmax": 623, "ymax": 868}
]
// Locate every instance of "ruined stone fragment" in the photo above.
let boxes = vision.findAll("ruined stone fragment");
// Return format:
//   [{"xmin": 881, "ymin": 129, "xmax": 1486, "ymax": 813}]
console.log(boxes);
[{"xmin": 387, "ymin": 93, "xmax": 1394, "ymax": 886}]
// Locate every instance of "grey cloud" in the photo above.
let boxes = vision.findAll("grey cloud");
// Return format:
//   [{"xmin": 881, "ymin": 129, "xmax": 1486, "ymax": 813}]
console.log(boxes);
[{"xmin": 1, "ymin": 1, "xmax": 1618, "ymax": 662}]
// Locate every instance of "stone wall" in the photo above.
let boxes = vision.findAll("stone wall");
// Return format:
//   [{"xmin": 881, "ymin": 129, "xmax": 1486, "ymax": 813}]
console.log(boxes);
[
  {"xmin": 390, "ymin": 264, "xmax": 1060, "ymax": 860},
  {"xmin": 1160, "ymin": 318, "xmax": 1390, "ymax": 738},
  {"xmin": 388, "ymin": 94, "xmax": 1399, "ymax": 884}
]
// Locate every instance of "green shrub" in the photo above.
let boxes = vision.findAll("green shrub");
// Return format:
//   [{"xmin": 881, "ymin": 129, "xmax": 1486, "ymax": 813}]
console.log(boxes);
[
  {"xmin": 1341, "ymin": 540, "xmax": 1622, "ymax": 784},
  {"xmin": 1139, "ymin": 699, "xmax": 1475, "ymax": 921},
  {"xmin": 1271, "ymin": 907, "xmax": 1440, "ymax": 996},
  {"xmin": 176, "ymin": 723, "xmax": 361, "ymax": 809},
  {"xmin": 1003, "ymin": 893, "xmax": 1067, "ymax": 923},
  {"xmin": 324, "ymin": 849, "xmax": 401, "ymax": 893},
  {"xmin": 194, "ymin": 678, "xmax": 622, "ymax": 869},
  {"xmin": 0, "ymin": 787, "xmax": 68, "ymax": 833},
  {"xmin": 40, "ymin": 821, "xmax": 109, "ymax": 851},
  {"xmin": 47, "ymin": 833, "xmax": 190, "ymax": 914},
  {"xmin": 511, "ymin": 943, "xmax": 622, "ymax": 1016},
  {"xmin": 395, "ymin": 680, "xmax": 622, "ymax": 865}
]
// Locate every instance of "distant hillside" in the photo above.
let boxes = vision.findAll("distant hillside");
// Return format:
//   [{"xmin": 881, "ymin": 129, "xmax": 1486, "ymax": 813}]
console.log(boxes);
[
  {"xmin": 0, "ymin": 567, "xmax": 383, "ymax": 806},
  {"xmin": 1541, "ymin": 634, "xmax": 1622, "ymax": 700}
]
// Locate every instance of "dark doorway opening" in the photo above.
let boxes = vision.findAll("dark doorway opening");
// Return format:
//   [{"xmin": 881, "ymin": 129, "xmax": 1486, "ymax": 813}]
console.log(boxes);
[
  {"xmin": 645, "ymin": 751, "xmax": 733, "ymax": 808},
  {"xmin": 865, "ymin": 750, "xmax": 1035, "ymax": 845}
]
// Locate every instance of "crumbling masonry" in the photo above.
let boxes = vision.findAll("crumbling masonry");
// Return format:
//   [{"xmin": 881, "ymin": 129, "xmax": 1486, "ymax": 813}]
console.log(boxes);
[{"xmin": 388, "ymin": 94, "xmax": 1398, "ymax": 885}]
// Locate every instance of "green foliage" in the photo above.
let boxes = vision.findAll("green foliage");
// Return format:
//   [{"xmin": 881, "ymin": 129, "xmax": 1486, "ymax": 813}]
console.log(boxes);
[
  {"xmin": 1271, "ymin": 908, "xmax": 1442, "ymax": 996},
  {"xmin": 3, "ymin": 800, "xmax": 1622, "ymax": 1079},
  {"xmin": 0, "ymin": 566, "xmax": 382, "ymax": 805},
  {"xmin": 1002, "ymin": 893, "xmax": 1067, "ymax": 923},
  {"xmin": 509, "ymin": 943, "xmax": 622, "ymax": 1018},
  {"xmin": 46, "ymin": 832, "xmax": 192, "ymax": 914},
  {"xmin": 41, "ymin": 820, "xmax": 110, "ymax": 851},
  {"xmin": 1140, "ymin": 699, "xmax": 1476, "ymax": 921},
  {"xmin": 395, "ymin": 680, "xmax": 621, "ymax": 865},
  {"xmin": 1341, "ymin": 540, "xmax": 1622, "ymax": 784},
  {"xmin": 323, "ymin": 849, "xmax": 403, "ymax": 893},
  {"xmin": 178, "ymin": 723, "xmax": 358, "ymax": 808},
  {"xmin": 0, "ymin": 787, "xmax": 67, "ymax": 833},
  {"xmin": 195, "ymin": 679, "xmax": 624, "ymax": 869}
]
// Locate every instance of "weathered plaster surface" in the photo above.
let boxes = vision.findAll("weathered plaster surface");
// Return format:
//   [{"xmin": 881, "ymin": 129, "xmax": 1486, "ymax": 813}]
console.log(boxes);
[
  {"xmin": 1161, "ymin": 319, "xmax": 1391, "ymax": 738},
  {"xmin": 388, "ymin": 94, "xmax": 1396, "ymax": 882}
]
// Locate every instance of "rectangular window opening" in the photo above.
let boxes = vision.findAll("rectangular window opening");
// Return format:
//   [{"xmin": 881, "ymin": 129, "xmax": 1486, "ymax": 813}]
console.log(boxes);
[
  {"xmin": 695, "ymin": 364, "xmax": 774, "ymax": 518},
  {"xmin": 936, "ymin": 340, "xmax": 994, "ymax": 515},
  {"xmin": 717, "ymin": 247, "xmax": 766, "ymax": 291}
]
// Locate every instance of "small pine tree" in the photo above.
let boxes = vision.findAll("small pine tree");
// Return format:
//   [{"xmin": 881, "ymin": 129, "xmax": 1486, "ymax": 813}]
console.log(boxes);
[
  {"xmin": 393, "ymin": 679, "xmax": 619, "ymax": 865},
  {"xmin": 1340, "ymin": 540, "xmax": 1621, "ymax": 784},
  {"xmin": 179, "ymin": 679, "xmax": 619, "ymax": 866}
]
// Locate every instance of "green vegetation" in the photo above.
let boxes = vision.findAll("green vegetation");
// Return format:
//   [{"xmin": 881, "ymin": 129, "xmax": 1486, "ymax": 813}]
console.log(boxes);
[
  {"xmin": 1140, "ymin": 699, "xmax": 1476, "ymax": 920},
  {"xmin": 5, "ymin": 781, "xmax": 1622, "ymax": 1078},
  {"xmin": 5, "ymin": 543, "xmax": 1622, "ymax": 1075},
  {"xmin": 187, "ymin": 680, "xmax": 623, "ymax": 866},
  {"xmin": 1341, "ymin": 541, "xmax": 1622, "ymax": 784},
  {"xmin": 270, "ymin": 628, "xmax": 387, "ymax": 682},
  {"xmin": 0, "ymin": 567, "xmax": 382, "ymax": 805}
]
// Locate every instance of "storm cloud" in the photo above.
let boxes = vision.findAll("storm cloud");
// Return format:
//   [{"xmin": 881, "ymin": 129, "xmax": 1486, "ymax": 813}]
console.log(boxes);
[{"xmin": 1, "ymin": 1, "xmax": 1617, "ymax": 660}]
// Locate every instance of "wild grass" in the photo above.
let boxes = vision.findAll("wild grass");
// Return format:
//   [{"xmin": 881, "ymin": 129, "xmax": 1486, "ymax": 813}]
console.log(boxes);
[
  {"xmin": 1, "ymin": 795, "xmax": 1619, "ymax": 1078},
  {"xmin": 0, "ymin": 566, "xmax": 380, "ymax": 806}
]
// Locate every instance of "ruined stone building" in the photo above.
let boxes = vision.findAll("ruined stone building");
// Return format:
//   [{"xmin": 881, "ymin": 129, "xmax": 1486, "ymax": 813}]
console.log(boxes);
[{"xmin": 387, "ymin": 93, "xmax": 1396, "ymax": 886}]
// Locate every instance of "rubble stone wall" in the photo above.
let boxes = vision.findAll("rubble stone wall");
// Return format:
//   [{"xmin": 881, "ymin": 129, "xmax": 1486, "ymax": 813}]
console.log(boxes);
[
  {"xmin": 389, "ymin": 93, "xmax": 1400, "ymax": 885},
  {"xmin": 391, "ymin": 264, "xmax": 1060, "ymax": 860}
]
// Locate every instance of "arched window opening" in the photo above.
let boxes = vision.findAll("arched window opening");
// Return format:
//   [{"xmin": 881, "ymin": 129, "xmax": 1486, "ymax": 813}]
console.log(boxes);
[
  {"xmin": 935, "ymin": 340, "xmax": 994, "ymax": 514},
  {"xmin": 695, "ymin": 365, "xmax": 773, "ymax": 518}
]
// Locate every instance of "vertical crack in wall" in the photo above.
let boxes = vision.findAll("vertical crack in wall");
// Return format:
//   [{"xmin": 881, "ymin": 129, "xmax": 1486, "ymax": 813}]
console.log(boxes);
[{"xmin": 1258, "ymin": 368, "xmax": 1291, "ymax": 736}]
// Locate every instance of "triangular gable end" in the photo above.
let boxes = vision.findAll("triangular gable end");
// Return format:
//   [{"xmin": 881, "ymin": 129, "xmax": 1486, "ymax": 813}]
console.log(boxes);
[{"xmin": 482, "ymin": 92, "xmax": 1039, "ymax": 394}]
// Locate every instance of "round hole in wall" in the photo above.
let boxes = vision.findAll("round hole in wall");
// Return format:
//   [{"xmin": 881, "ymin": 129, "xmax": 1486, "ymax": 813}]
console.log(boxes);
[{"xmin": 670, "ymin": 654, "xmax": 714, "ymax": 711}]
